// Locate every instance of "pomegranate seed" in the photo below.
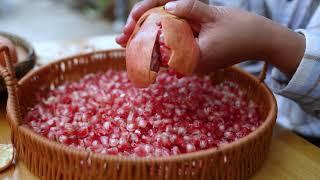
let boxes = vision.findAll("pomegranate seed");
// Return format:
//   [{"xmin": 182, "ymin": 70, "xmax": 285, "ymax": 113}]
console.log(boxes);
[
  {"xmin": 109, "ymin": 138, "xmax": 119, "ymax": 147},
  {"xmin": 186, "ymin": 143, "xmax": 196, "ymax": 153},
  {"xmin": 171, "ymin": 146, "xmax": 180, "ymax": 155},
  {"xmin": 159, "ymin": 133, "xmax": 171, "ymax": 147},
  {"xmin": 25, "ymin": 70, "xmax": 262, "ymax": 157},
  {"xmin": 126, "ymin": 123, "xmax": 135, "ymax": 132},
  {"xmin": 177, "ymin": 127, "xmax": 187, "ymax": 135},
  {"xmin": 119, "ymin": 137, "xmax": 128, "ymax": 146},
  {"xmin": 137, "ymin": 117, "xmax": 147, "ymax": 128},
  {"xmin": 224, "ymin": 131, "xmax": 236, "ymax": 140},
  {"xmin": 127, "ymin": 111, "xmax": 134, "ymax": 122},
  {"xmin": 219, "ymin": 125, "xmax": 225, "ymax": 131},
  {"xmin": 200, "ymin": 140, "xmax": 207, "ymax": 149},
  {"xmin": 107, "ymin": 147, "xmax": 118, "ymax": 155}
]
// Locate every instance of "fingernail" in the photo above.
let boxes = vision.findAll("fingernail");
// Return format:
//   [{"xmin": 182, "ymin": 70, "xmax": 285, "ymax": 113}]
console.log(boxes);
[{"xmin": 165, "ymin": 2, "xmax": 176, "ymax": 12}]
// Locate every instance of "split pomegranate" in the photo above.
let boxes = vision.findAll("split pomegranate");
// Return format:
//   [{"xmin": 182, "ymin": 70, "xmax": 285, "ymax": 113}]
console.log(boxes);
[
  {"xmin": 25, "ymin": 70, "xmax": 262, "ymax": 157},
  {"xmin": 126, "ymin": 7, "xmax": 200, "ymax": 88}
]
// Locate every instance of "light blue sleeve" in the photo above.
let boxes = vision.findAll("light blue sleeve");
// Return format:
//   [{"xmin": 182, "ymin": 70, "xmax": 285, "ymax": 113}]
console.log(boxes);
[
  {"xmin": 270, "ymin": 28, "xmax": 320, "ymax": 118},
  {"xmin": 209, "ymin": 0, "xmax": 267, "ymax": 16}
]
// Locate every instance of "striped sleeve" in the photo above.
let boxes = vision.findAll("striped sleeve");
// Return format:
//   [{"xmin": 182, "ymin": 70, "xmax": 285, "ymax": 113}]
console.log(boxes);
[{"xmin": 270, "ymin": 29, "xmax": 320, "ymax": 118}]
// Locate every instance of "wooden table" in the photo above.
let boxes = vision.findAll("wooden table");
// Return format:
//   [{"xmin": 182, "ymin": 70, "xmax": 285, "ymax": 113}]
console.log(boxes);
[{"xmin": 1, "ymin": 35, "xmax": 320, "ymax": 179}]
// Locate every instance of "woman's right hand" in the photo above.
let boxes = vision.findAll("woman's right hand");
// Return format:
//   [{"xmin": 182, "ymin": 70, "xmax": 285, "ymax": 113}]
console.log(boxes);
[{"xmin": 117, "ymin": 0, "xmax": 305, "ymax": 75}]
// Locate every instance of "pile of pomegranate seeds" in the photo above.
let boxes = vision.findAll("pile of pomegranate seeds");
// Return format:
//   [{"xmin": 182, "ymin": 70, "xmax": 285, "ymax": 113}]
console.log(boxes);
[{"xmin": 25, "ymin": 70, "xmax": 262, "ymax": 157}]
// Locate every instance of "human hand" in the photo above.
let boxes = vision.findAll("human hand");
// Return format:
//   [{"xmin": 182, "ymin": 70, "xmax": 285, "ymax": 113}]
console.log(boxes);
[{"xmin": 117, "ymin": 0, "xmax": 305, "ymax": 75}]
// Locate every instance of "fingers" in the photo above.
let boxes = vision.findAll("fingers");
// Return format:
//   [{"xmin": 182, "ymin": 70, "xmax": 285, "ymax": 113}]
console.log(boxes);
[
  {"xmin": 118, "ymin": 0, "xmax": 214, "ymax": 47},
  {"xmin": 131, "ymin": 0, "xmax": 172, "ymax": 20},
  {"xmin": 115, "ymin": 33, "xmax": 129, "ymax": 48},
  {"xmin": 125, "ymin": 0, "xmax": 173, "ymax": 36},
  {"xmin": 123, "ymin": 15, "xmax": 136, "ymax": 35},
  {"xmin": 124, "ymin": 1, "xmax": 143, "ymax": 35},
  {"xmin": 165, "ymin": 0, "xmax": 215, "ymax": 22},
  {"xmin": 117, "ymin": 0, "xmax": 173, "ymax": 47},
  {"xmin": 188, "ymin": 21, "xmax": 201, "ymax": 37}
]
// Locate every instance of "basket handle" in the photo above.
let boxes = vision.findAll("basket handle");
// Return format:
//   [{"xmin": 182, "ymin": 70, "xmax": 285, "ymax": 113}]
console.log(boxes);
[
  {"xmin": 258, "ymin": 61, "xmax": 268, "ymax": 83},
  {"xmin": 0, "ymin": 45, "xmax": 22, "ymax": 125}
]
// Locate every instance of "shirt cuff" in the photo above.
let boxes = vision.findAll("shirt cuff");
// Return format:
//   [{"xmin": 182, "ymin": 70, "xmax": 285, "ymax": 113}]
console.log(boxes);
[{"xmin": 270, "ymin": 29, "xmax": 320, "ymax": 105}]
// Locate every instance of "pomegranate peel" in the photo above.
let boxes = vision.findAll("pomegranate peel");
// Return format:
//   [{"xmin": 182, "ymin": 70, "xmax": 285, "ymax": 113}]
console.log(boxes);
[{"xmin": 126, "ymin": 7, "xmax": 200, "ymax": 88}]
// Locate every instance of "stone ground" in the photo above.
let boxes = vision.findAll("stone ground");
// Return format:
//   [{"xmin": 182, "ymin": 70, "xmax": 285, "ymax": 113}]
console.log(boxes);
[{"xmin": 0, "ymin": 0, "xmax": 117, "ymax": 43}]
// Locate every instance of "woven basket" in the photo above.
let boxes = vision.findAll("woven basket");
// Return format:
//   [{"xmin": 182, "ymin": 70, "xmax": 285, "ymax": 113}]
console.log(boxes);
[{"xmin": 0, "ymin": 47, "xmax": 277, "ymax": 180}]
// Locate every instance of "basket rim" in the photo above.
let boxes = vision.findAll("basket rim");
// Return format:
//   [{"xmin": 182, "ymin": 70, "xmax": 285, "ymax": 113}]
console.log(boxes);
[{"xmin": 8, "ymin": 49, "xmax": 277, "ymax": 163}]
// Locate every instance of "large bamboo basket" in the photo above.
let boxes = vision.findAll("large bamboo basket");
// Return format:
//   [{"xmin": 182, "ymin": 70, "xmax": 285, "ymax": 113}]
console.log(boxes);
[{"xmin": 0, "ymin": 47, "xmax": 277, "ymax": 180}]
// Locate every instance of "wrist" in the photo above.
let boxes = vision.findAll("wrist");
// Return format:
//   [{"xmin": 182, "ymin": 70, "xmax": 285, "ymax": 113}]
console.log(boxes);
[{"xmin": 263, "ymin": 20, "xmax": 306, "ymax": 75}]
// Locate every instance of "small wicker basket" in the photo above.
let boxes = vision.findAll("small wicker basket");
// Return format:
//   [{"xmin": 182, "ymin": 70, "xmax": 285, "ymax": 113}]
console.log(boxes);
[
  {"xmin": 0, "ymin": 46, "xmax": 277, "ymax": 180},
  {"xmin": 0, "ymin": 32, "xmax": 36, "ymax": 93}
]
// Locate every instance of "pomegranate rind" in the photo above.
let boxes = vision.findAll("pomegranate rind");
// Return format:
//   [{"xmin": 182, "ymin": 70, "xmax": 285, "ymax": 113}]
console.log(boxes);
[
  {"xmin": 126, "ymin": 7, "xmax": 199, "ymax": 87},
  {"xmin": 162, "ymin": 17, "xmax": 199, "ymax": 75},
  {"xmin": 126, "ymin": 9, "xmax": 161, "ymax": 88},
  {"xmin": 0, "ymin": 144, "xmax": 14, "ymax": 172}
]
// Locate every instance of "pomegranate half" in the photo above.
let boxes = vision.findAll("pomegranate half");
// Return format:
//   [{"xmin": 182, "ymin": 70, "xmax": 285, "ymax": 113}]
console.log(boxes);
[{"xmin": 126, "ymin": 7, "xmax": 200, "ymax": 88}]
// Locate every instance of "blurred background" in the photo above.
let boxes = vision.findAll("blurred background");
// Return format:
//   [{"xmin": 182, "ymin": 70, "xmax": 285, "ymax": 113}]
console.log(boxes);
[
  {"xmin": 0, "ymin": 0, "xmax": 136, "ymax": 43},
  {"xmin": 0, "ymin": 0, "xmax": 264, "ymax": 73}
]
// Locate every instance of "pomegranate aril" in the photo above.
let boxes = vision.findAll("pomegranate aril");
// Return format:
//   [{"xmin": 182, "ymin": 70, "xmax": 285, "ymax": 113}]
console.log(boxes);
[
  {"xmin": 134, "ymin": 144, "xmax": 154, "ymax": 157},
  {"xmin": 159, "ymin": 45, "xmax": 171, "ymax": 66},
  {"xmin": 137, "ymin": 117, "xmax": 147, "ymax": 128},
  {"xmin": 26, "ymin": 70, "xmax": 262, "ymax": 157},
  {"xmin": 171, "ymin": 146, "xmax": 181, "ymax": 155},
  {"xmin": 186, "ymin": 143, "xmax": 196, "ymax": 153},
  {"xmin": 100, "ymin": 136, "xmax": 108, "ymax": 145},
  {"xmin": 167, "ymin": 69, "xmax": 184, "ymax": 79},
  {"xmin": 118, "ymin": 137, "xmax": 129, "ymax": 147},
  {"xmin": 157, "ymin": 29, "xmax": 171, "ymax": 66},
  {"xmin": 109, "ymin": 138, "xmax": 119, "ymax": 147},
  {"xmin": 126, "ymin": 123, "xmax": 135, "ymax": 132},
  {"xmin": 177, "ymin": 127, "xmax": 187, "ymax": 135},
  {"xmin": 107, "ymin": 147, "xmax": 119, "ymax": 155},
  {"xmin": 223, "ymin": 130, "xmax": 232, "ymax": 138},
  {"xmin": 74, "ymin": 127, "xmax": 89, "ymax": 138},
  {"xmin": 199, "ymin": 140, "xmax": 207, "ymax": 149}
]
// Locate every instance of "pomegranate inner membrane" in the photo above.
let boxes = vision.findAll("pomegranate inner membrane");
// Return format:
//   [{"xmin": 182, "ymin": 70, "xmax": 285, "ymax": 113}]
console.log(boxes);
[
  {"xmin": 25, "ymin": 70, "xmax": 262, "ymax": 157},
  {"xmin": 150, "ymin": 26, "xmax": 171, "ymax": 72}
]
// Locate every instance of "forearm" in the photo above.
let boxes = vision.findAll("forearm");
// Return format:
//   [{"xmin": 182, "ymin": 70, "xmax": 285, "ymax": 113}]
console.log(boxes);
[
  {"xmin": 262, "ymin": 18, "xmax": 306, "ymax": 75},
  {"xmin": 270, "ymin": 28, "xmax": 320, "ymax": 118}
]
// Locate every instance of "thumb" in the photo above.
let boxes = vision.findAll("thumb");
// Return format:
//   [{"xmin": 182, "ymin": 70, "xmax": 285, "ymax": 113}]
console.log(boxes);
[{"xmin": 164, "ymin": 0, "xmax": 215, "ymax": 22}]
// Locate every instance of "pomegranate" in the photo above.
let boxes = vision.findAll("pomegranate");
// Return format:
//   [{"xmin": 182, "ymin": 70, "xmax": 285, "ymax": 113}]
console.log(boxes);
[
  {"xmin": 0, "ymin": 36, "xmax": 17, "ymax": 66},
  {"xmin": 126, "ymin": 7, "xmax": 200, "ymax": 88},
  {"xmin": 25, "ymin": 70, "xmax": 262, "ymax": 157}
]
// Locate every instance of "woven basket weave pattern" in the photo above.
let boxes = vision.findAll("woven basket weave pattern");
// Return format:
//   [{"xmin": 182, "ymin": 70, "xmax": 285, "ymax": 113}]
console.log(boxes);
[{"xmin": 1, "ymin": 48, "xmax": 277, "ymax": 180}]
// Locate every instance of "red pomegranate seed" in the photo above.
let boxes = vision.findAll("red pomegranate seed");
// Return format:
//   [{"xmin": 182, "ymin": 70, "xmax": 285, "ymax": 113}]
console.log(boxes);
[
  {"xmin": 186, "ymin": 143, "xmax": 196, "ymax": 153},
  {"xmin": 100, "ymin": 136, "xmax": 108, "ymax": 145},
  {"xmin": 25, "ymin": 70, "xmax": 262, "ymax": 157}
]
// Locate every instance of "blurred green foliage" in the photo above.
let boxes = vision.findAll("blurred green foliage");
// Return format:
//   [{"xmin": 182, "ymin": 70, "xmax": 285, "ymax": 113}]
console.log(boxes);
[{"xmin": 97, "ymin": 0, "xmax": 111, "ymax": 14}]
